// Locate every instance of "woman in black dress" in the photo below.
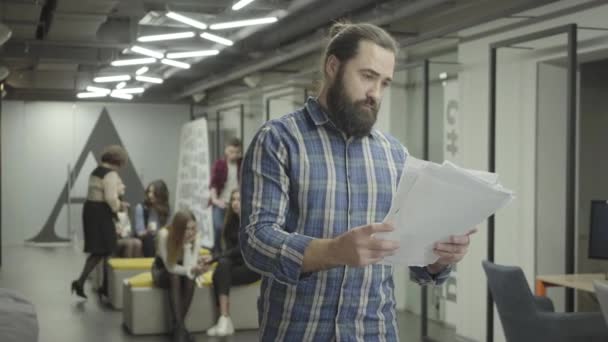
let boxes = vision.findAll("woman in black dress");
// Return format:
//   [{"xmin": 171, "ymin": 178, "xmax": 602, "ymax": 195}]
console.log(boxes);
[{"xmin": 71, "ymin": 145, "xmax": 128, "ymax": 299}]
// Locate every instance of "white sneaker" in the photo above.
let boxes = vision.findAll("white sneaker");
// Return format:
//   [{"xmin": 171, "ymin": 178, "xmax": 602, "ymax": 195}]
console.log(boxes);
[
  {"xmin": 206, "ymin": 323, "xmax": 219, "ymax": 337},
  {"xmin": 213, "ymin": 315, "xmax": 234, "ymax": 336}
]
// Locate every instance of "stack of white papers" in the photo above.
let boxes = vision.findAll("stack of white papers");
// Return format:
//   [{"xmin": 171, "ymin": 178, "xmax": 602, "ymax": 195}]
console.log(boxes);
[{"xmin": 377, "ymin": 157, "xmax": 514, "ymax": 266}]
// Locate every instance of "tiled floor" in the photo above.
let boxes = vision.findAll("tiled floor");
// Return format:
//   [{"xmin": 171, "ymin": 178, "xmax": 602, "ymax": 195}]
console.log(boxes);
[{"xmin": 0, "ymin": 245, "xmax": 454, "ymax": 341}]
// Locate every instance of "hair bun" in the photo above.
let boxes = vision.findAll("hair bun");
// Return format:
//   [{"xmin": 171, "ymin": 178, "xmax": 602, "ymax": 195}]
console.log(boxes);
[{"xmin": 329, "ymin": 20, "xmax": 351, "ymax": 38}]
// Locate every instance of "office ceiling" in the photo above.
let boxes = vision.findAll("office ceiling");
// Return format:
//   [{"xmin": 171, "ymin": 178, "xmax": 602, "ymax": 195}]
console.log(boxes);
[{"xmin": 0, "ymin": 0, "xmax": 563, "ymax": 103}]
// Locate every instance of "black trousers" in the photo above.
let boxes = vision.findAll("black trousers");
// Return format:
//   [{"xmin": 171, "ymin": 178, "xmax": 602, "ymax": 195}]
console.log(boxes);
[
  {"xmin": 139, "ymin": 233, "xmax": 156, "ymax": 257},
  {"xmin": 212, "ymin": 257, "xmax": 260, "ymax": 304}
]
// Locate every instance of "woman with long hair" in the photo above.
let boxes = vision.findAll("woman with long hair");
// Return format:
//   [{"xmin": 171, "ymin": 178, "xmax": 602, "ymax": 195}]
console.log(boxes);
[
  {"xmin": 206, "ymin": 189, "xmax": 260, "ymax": 337},
  {"xmin": 71, "ymin": 145, "xmax": 128, "ymax": 299},
  {"xmin": 152, "ymin": 209, "xmax": 208, "ymax": 342},
  {"xmin": 134, "ymin": 180, "xmax": 170, "ymax": 257}
]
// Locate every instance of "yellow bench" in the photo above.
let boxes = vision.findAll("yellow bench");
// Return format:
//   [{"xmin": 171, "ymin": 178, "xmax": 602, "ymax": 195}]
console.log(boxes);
[
  {"xmin": 107, "ymin": 249, "xmax": 210, "ymax": 309},
  {"xmin": 123, "ymin": 268, "xmax": 261, "ymax": 335},
  {"xmin": 122, "ymin": 271, "xmax": 214, "ymax": 335}
]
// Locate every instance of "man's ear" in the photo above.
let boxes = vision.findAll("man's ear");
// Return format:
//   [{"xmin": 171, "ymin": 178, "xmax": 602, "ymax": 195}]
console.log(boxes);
[{"xmin": 325, "ymin": 55, "xmax": 340, "ymax": 81}]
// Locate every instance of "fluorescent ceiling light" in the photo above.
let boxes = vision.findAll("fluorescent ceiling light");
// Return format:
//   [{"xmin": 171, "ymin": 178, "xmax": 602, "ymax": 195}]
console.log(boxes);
[
  {"xmin": 232, "ymin": 0, "xmax": 256, "ymax": 10},
  {"xmin": 200, "ymin": 32, "xmax": 233, "ymax": 46},
  {"xmin": 166, "ymin": 12, "xmax": 207, "ymax": 30},
  {"xmin": 77, "ymin": 92, "xmax": 107, "ymax": 99},
  {"xmin": 110, "ymin": 91, "xmax": 134, "ymax": 100},
  {"xmin": 166, "ymin": 50, "xmax": 219, "ymax": 59},
  {"xmin": 137, "ymin": 31, "xmax": 196, "ymax": 42},
  {"xmin": 85, "ymin": 86, "xmax": 111, "ymax": 94},
  {"xmin": 135, "ymin": 66, "xmax": 149, "ymax": 75},
  {"xmin": 114, "ymin": 87, "xmax": 145, "ymax": 94},
  {"xmin": 136, "ymin": 75, "xmax": 163, "ymax": 84},
  {"xmin": 131, "ymin": 45, "xmax": 164, "ymax": 59},
  {"xmin": 115, "ymin": 82, "xmax": 127, "ymax": 89},
  {"xmin": 94, "ymin": 75, "xmax": 131, "ymax": 83},
  {"xmin": 210, "ymin": 17, "xmax": 278, "ymax": 30},
  {"xmin": 161, "ymin": 59, "xmax": 191, "ymax": 69},
  {"xmin": 111, "ymin": 58, "xmax": 157, "ymax": 66}
]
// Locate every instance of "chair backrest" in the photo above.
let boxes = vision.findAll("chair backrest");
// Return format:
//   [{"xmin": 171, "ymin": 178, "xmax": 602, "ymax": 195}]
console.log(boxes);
[
  {"xmin": 594, "ymin": 280, "xmax": 608, "ymax": 325},
  {"xmin": 482, "ymin": 261, "xmax": 542, "ymax": 341}
]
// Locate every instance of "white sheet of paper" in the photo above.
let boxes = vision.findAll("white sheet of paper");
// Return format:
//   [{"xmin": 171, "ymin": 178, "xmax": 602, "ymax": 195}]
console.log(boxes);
[{"xmin": 377, "ymin": 157, "xmax": 514, "ymax": 266}]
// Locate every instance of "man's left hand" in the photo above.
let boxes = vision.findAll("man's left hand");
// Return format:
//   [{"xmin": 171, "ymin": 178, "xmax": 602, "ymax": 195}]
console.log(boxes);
[{"xmin": 427, "ymin": 228, "xmax": 477, "ymax": 274}]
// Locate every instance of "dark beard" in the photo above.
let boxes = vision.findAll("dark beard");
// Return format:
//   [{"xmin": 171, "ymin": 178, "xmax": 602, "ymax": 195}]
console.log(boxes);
[{"xmin": 325, "ymin": 67, "xmax": 379, "ymax": 138}]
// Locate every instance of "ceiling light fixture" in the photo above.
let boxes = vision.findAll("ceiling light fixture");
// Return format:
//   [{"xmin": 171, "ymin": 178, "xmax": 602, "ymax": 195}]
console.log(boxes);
[
  {"xmin": 137, "ymin": 31, "xmax": 196, "ymax": 42},
  {"xmin": 210, "ymin": 17, "xmax": 278, "ymax": 30},
  {"xmin": 93, "ymin": 75, "xmax": 131, "ymax": 83},
  {"xmin": 77, "ymin": 92, "xmax": 107, "ymax": 99},
  {"xmin": 232, "ymin": 0, "xmax": 257, "ymax": 11},
  {"xmin": 110, "ymin": 91, "xmax": 134, "ymax": 100},
  {"xmin": 114, "ymin": 87, "xmax": 145, "ymax": 94},
  {"xmin": 166, "ymin": 50, "xmax": 219, "ymax": 59},
  {"xmin": 135, "ymin": 66, "xmax": 149, "ymax": 75},
  {"xmin": 200, "ymin": 32, "xmax": 233, "ymax": 46},
  {"xmin": 111, "ymin": 58, "xmax": 157, "ymax": 66},
  {"xmin": 161, "ymin": 59, "xmax": 191, "ymax": 69},
  {"xmin": 115, "ymin": 82, "xmax": 127, "ymax": 89},
  {"xmin": 85, "ymin": 86, "xmax": 111, "ymax": 94},
  {"xmin": 131, "ymin": 45, "xmax": 164, "ymax": 59},
  {"xmin": 166, "ymin": 12, "xmax": 208, "ymax": 30},
  {"xmin": 135, "ymin": 75, "xmax": 164, "ymax": 84}
]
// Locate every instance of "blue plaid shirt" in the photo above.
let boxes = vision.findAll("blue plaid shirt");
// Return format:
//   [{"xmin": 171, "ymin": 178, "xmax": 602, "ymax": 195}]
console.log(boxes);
[{"xmin": 240, "ymin": 98, "xmax": 451, "ymax": 341}]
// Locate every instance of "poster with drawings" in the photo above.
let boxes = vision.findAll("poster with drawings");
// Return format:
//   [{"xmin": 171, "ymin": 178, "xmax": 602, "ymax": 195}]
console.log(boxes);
[{"xmin": 175, "ymin": 118, "xmax": 214, "ymax": 248}]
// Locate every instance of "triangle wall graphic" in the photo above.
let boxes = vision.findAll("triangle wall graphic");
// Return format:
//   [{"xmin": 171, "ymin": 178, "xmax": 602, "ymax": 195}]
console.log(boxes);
[{"xmin": 27, "ymin": 108, "xmax": 145, "ymax": 243}]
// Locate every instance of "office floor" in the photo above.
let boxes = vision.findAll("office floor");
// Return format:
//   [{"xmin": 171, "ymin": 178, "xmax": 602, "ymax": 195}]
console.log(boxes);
[{"xmin": 0, "ymin": 245, "xmax": 455, "ymax": 342}]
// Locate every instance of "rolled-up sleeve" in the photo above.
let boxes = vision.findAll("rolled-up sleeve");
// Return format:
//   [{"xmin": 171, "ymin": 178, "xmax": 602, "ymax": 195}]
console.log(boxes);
[{"xmin": 239, "ymin": 124, "xmax": 313, "ymax": 286}]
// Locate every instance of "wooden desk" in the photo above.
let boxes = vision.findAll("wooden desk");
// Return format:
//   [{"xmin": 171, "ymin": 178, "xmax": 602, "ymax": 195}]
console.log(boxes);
[{"xmin": 535, "ymin": 273, "xmax": 607, "ymax": 296}]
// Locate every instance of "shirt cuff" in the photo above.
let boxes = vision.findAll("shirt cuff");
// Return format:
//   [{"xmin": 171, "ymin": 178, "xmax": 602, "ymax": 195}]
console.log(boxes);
[
  {"xmin": 410, "ymin": 264, "xmax": 452, "ymax": 286},
  {"xmin": 277, "ymin": 233, "xmax": 314, "ymax": 285}
]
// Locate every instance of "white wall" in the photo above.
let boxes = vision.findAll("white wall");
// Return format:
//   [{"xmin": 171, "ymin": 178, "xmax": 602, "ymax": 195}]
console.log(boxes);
[
  {"xmin": 535, "ymin": 62, "xmax": 568, "ymax": 311},
  {"xmin": 1, "ymin": 101, "xmax": 189, "ymax": 245},
  {"xmin": 456, "ymin": 3, "xmax": 608, "ymax": 341}
]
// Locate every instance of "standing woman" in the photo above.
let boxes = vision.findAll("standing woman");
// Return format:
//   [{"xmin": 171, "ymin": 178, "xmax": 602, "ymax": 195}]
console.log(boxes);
[
  {"xmin": 134, "ymin": 180, "xmax": 170, "ymax": 257},
  {"xmin": 153, "ymin": 209, "xmax": 208, "ymax": 342},
  {"xmin": 71, "ymin": 145, "xmax": 128, "ymax": 299},
  {"xmin": 206, "ymin": 189, "xmax": 260, "ymax": 337}
]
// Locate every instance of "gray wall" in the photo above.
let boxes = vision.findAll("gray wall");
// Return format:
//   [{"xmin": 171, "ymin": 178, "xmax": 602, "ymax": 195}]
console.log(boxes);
[
  {"xmin": 577, "ymin": 59, "xmax": 608, "ymax": 309},
  {"xmin": 1, "ymin": 101, "xmax": 189, "ymax": 245}
]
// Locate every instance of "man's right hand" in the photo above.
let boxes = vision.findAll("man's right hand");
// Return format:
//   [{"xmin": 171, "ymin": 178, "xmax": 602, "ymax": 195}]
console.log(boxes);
[{"xmin": 329, "ymin": 223, "xmax": 400, "ymax": 267}]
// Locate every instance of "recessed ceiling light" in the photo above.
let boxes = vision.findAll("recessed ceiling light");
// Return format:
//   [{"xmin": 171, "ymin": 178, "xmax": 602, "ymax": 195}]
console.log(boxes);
[
  {"xmin": 93, "ymin": 75, "xmax": 132, "ymax": 83},
  {"xmin": 210, "ymin": 17, "xmax": 278, "ymax": 30},
  {"xmin": 137, "ymin": 32, "xmax": 196, "ymax": 42},
  {"xmin": 166, "ymin": 12, "xmax": 208, "ymax": 30},
  {"xmin": 135, "ymin": 75, "xmax": 164, "ymax": 84},
  {"xmin": 131, "ymin": 46, "xmax": 164, "ymax": 59},
  {"xmin": 161, "ymin": 59, "xmax": 191, "ymax": 69},
  {"xmin": 111, "ymin": 58, "xmax": 157, "ymax": 66},
  {"xmin": 200, "ymin": 32, "xmax": 233, "ymax": 46},
  {"xmin": 166, "ymin": 50, "xmax": 219, "ymax": 59}
]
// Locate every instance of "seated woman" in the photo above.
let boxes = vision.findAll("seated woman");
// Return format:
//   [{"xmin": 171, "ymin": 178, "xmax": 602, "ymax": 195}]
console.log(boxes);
[
  {"xmin": 152, "ymin": 209, "xmax": 207, "ymax": 342},
  {"xmin": 115, "ymin": 207, "xmax": 142, "ymax": 258},
  {"xmin": 134, "ymin": 180, "xmax": 170, "ymax": 257},
  {"xmin": 207, "ymin": 189, "xmax": 261, "ymax": 337},
  {"xmin": 115, "ymin": 183, "xmax": 142, "ymax": 258}
]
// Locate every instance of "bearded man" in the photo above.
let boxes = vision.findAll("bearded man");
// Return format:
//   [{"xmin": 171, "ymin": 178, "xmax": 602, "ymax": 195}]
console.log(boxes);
[{"xmin": 240, "ymin": 22, "xmax": 474, "ymax": 341}]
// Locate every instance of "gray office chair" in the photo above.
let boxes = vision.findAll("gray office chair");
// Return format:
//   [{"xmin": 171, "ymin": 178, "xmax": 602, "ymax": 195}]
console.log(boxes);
[
  {"xmin": 594, "ymin": 280, "xmax": 608, "ymax": 326},
  {"xmin": 482, "ymin": 261, "xmax": 608, "ymax": 342}
]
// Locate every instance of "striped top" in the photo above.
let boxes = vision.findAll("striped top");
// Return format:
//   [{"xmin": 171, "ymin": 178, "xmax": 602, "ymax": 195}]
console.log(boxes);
[{"xmin": 240, "ymin": 98, "xmax": 451, "ymax": 341}]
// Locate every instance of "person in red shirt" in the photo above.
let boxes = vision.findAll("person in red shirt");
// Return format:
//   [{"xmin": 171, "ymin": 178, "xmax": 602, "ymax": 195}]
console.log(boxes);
[{"xmin": 209, "ymin": 138, "xmax": 242, "ymax": 254}]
